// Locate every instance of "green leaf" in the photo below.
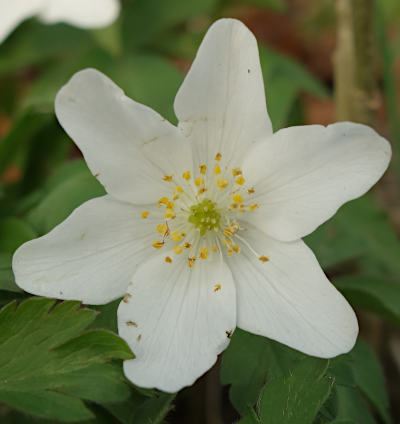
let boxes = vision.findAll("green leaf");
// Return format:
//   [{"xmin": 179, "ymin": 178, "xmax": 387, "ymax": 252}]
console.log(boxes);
[
  {"xmin": 0, "ymin": 218, "xmax": 37, "ymax": 254},
  {"xmin": 26, "ymin": 169, "xmax": 105, "ymax": 235},
  {"xmin": 109, "ymin": 53, "xmax": 183, "ymax": 123},
  {"xmin": 0, "ymin": 298, "xmax": 133, "ymax": 421},
  {"xmin": 259, "ymin": 45, "xmax": 328, "ymax": 130},
  {"xmin": 334, "ymin": 386, "xmax": 377, "ymax": 424},
  {"xmin": 335, "ymin": 275, "xmax": 400, "ymax": 325},
  {"xmin": 0, "ymin": 254, "xmax": 20, "ymax": 292},
  {"xmin": 259, "ymin": 358, "xmax": 333, "ymax": 424},
  {"xmin": 0, "ymin": 22, "xmax": 92, "ymax": 76},
  {"xmin": 334, "ymin": 195, "xmax": 400, "ymax": 276},
  {"xmin": 233, "ymin": 0, "xmax": 287, "ymax": 12},
  {"xmin": 130, "ymin": 393, "xmax": 175, "ymax": 424},
  {"xmin": 221, "ymin": 329, "xmax": 303, "ymax": 415},
  {"xmin": 351, "ymin": 340, "xmax": 391, "ymax": 423},
  {"xmin": 122, "ymin": 0, "xmax": 218, "ymax": 49}
]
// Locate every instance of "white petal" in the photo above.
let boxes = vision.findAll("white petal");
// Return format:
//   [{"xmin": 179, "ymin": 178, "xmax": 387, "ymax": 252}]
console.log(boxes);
[
  {"xmin": 118, "ymin": 253, "xmax": 236, "ymax": 393},
  {"xmin": 242, "ymin": 122, "xmax": 391, "ymax": 241},
  {"xmin": 13, "ymin": 195, "xmax": 158, "ymax": 304},
  {"xmin": 0, "ymin": 0, "xmax": 44, "ymax": 44},
  {"xmin": 230, "ymin": 226, "xmax": 358, "ymax": 358},
  {"xmin": 55, "ymin": 68, "xmax": 193, "ymax": 205},
  {"xmin": 174, "ymin": 18, "xmax": 272, "ymax": 167},
  {"xmin": 39, "ymin": 0, "xmax": 120, "ymax": 28}
]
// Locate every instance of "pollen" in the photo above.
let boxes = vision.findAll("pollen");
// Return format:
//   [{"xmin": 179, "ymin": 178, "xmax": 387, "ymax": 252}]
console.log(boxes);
[
  {"xmin": 163, "ymin": 175, "xmax": 173, "ymax": 182},
  {"xmin": 188, "ymin": 257, "xmax": 196, "ymax": 268},
  {"xmin": 215, "ymin": 152, "xmax": 222, "ymax": 161},
  {"xmin": 199, "ymin": 165, "xmax": 207, "ymax": 175},
  {"xmin": 199, "ymin": 247, "xmax": 209, "ymax": 259},
  {"xmin": 232, "ymin": 167, "xmax": 242, "ymax": 177},
  {"xmin": 195, "ymin": 177, "xmax": 205, "ymax": 187},
  {"xmin": 156, "ymin": 224, "xmax": 167, "ymax": 234},
  {"xmin": 249, "ymin": 203, "xmax": 259, "ymax": 211},
  {"xmin": 174, "ymin": 245, "xmax": 183, "ymax": 254},
  {"xmin": 165, "ymin": 256, "xmax": 172, "ymax": 263},
  {"xmin": 158, "ymin": 196, "xmax": 169, "ymax": 205},
  {"xmin": 152, "ymin": 241, "xmax": 164, "ymax": 249},
  {"xmin": 217, "ymin": 178, "xmax": 229, "ymax": 190},
  {"xmin": 259, "ymin": 256, "xmax": 269, "ymax": 263},
  {"xmin": 214, "ymin": 284, "xmax": 221, "ymax": 292},
  {"xmin": 171, "ymin": 231, "xmax": 183, "ymax": 242},
  {"xmin": 141, "ymin": 211, "xmax": 150, "ymax": 218},
  {"xmin": 248, "ymin": 187, "xmax": 255, "ymax": 194},
  {"xmin": 165, "ymin": 209, "xmax": 176, "ymax": 219},
  {"xmin": 214, "ymin": 164, "xmax": 221, "ymax": 175},
  {"xmin": 182, "ymin": 170, "xmax": 191, "ymax": 180},
  {"xmin": 235, "ymin": 175, "xmax": 245, "ymax": 185},
  {"xmin": 233, "ymin": 193, "xmax": 243, "ymax": 203}
]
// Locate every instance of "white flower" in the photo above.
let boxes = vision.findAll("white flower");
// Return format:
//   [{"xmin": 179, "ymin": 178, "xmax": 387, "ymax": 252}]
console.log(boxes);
[
  {"xmin": 13, "ymin": 19, "xmax": 391, "ymax": 393},
  {"xmin": 0, "ymin": 0, "xmax": 120, "ymax": 44}
]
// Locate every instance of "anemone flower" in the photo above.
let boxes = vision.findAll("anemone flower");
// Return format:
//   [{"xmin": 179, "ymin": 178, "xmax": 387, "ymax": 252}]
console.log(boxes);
[{"xmin": 13, "ymin": 19, "xmax": 391, "ymax": 393}]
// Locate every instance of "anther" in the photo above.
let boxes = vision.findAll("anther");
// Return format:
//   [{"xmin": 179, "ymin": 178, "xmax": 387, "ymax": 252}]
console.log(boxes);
[{"xmin": 141, "ymin": 211, "xmax": 150, "ymax": 219}]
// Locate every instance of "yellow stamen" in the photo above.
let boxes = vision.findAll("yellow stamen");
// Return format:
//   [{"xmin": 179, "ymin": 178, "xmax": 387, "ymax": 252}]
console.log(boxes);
[
  {"xmin": 158, "ymin": 196, "xmax": 169, "ymax": 205},
  {"xmin": 214, "ymin": 164, "xmax": 221, "ymax": 175},
  {"xmin": 166, "ymin": 201, "xmax": 174, "ymax": 209},
  {"xmin": 171, "ymin": 231, "xmax": 183, "ymax": 242},
  {"xmin": 184, "ymin": 242, "xmax": 191, "ymax": 249},
  {"xmin": 156, "ymin": 224, "xmax": 167, "ymax": 234},
  {"xmin": 210, "ymin": 246, "xmax": 218, "ymax": 252},
  {"xmin": 199, "ymin": 165, "xmax": 207, "ymax": 175},
  {"xmin": 233, "ymin": 193, "xmax": 243, "ymax": 203},
  {"xmin": 163, "ymin": 175, "xmax": 173, "ymax": 182},
  {"xmin": 152, "ymin": 241, "xmax": 164, "ymax": 249},
  {"xmin": 199, "ymin": 247, "xmax": 209, "ymax": 260},
  {"xmin": 165, "ymin": 209, "xmax": 176, "ymax": 219},
  {"xmin": 214, "ymin": 284, "xmax": 221, "ymax": 292},
  {"xmin": 174, "ymin": 245, "xmax": 183, "ymax": 254},
  {"xmin": 232, "ymin": 168, "xmax": 242, "ymax": 177},
  {"xmin": 232, "ymin": 245, "xmax": 241, "ymax": 253},
  {"xmin": 259, "ymin": 256, "xmax": 269, "ymax": 263},
  {"xmin": 175, "ymin": 186, "xmax": 183, "ymax": 193},
  {"xmin": 215, "ymin": 152, "xmax": 222, "ymax": 161},
  {"xmin": 198, "ymin": 187, "xmax": 208, "ymax": 194},
  {"xmin": 165, "ymin": 256, "xmax": 172, "ymax": 263},
  {"xmin": 235, "ymin": 175, "xmax": 245, "ymax": 185},
  {"xmin": 248, "ymin": 187, "xmax": 255, "ymax": 194},
  {"xmin": 188, "ymin": 257, "xmax": 196, "ymax": 268},
  {"xmin": 182, "ymin": 171, "xmax": 191, "ymax": 180},
  {"xmin": 217, "ymin": 178, "xmax": 229, "ymax": 190},
  {"xmin": 249, "ymin": 203, "xmax": 259, "ymax": 211},
  {"xmin": 141, "ymin": 211, "xmax": 150, "ymax": 219},
  {"xmin": 195, "ymin": 177, "xmax": 204, "ymax": 187}
]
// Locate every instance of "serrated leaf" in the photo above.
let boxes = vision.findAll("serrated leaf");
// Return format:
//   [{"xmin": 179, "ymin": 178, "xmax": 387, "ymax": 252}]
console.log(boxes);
[
  {"xmin": 259, "ymin": 358, "xmax": 333, "ymax": 424},
  {"xmin": 0, "ymin": 298, "xmax": 133, "ymax": 421},
  {"xmin": 221, "ymin": 329, "xmax": 304, "ymax": 415}
]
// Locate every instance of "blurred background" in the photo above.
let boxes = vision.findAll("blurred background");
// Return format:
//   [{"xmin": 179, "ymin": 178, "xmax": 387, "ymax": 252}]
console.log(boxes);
[{"xmin": 0, "ymin": 0, "xmax": 400, "ymax": 423}]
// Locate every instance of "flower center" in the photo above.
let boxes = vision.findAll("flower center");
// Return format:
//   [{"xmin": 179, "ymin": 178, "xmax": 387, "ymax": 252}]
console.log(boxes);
[
  {"xmin": 141, "ymin": 152, "xmax": 269, "ymax": 268},
  {"xmin": 188, "ymin": 199, "xmax": 221, "ymax": 235}
]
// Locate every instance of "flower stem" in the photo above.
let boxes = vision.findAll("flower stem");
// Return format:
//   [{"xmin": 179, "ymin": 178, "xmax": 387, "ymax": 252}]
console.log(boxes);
[{"xmin": 334, "ymin": 0, "xmax": 378, "ymax": 125}]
